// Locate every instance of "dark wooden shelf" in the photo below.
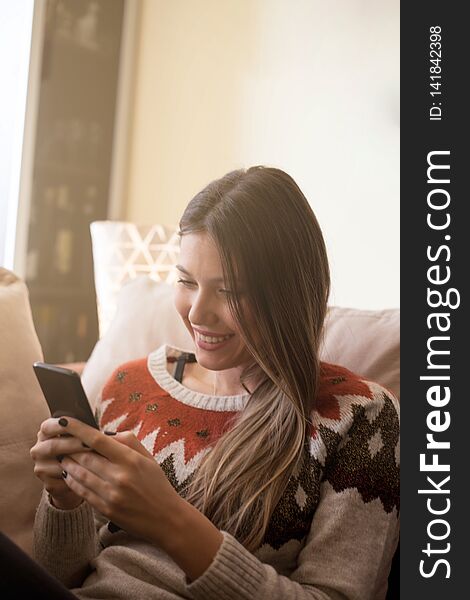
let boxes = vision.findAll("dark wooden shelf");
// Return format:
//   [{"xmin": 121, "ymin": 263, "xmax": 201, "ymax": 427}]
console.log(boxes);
[
  {"xmin": 28, "ymin": 286, "xmax": 94, "ymax": 300},
  {"xmin": 51, "ymin": 32, "xmax": 115, "ymax": 63},
  {"xmin": 25, "ymin": 0, "xmax": 125, "ymax": 364},
  {"xmin": 35, "ymin": 161, "xmax": 104, "ymax": 179}
]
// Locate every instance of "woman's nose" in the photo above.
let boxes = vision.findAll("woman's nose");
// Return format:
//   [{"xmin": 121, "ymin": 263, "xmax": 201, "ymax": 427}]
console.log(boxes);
[{"xmin": 187, "ymin": 289, "xmax": 218, "ymax": 326}]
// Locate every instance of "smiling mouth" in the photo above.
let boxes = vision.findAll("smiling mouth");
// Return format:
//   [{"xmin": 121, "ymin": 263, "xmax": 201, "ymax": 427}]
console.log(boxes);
[{"xmin": 194, "ymin": 331, "xmax": 234, "ymax": 344}]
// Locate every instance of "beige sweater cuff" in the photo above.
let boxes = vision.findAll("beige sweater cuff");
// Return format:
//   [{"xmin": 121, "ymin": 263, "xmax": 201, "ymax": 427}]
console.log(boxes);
[
  {"xmin": 186, "ymin": 531, "xmax": 265, "ymax": 600},
  {"xmin": 33, "ymin": 489, "xmax": 98, "ymax": 587}
]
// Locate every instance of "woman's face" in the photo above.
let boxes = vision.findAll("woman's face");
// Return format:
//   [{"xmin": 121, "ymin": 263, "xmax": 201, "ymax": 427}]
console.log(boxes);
[{"xmin": 174, "ymin": 232, "xmax": 253, "ymax": 372}]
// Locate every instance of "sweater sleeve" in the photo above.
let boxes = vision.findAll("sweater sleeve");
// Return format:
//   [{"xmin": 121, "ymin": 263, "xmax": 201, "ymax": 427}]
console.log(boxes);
[
  {"xmin": 186, "ymin": 387, "xmax": 400, "ymax": 600},
  {"xmin": 32, "ymin": 489, "xmax": 102, "ymax": 588}
]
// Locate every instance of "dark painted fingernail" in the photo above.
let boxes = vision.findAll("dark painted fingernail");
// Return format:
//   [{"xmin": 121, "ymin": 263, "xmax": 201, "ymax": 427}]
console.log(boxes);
[
  {"xmin": 58, "ymin": 418, "xmax": 68, "ymax": 427},
  {"xmin": 104, "ymin": 431, "xmax": 116, "ymax": 436},
  {"xmin": 61, "ymin": 470, "xmax": 68, "ymax": 478},
  {"xmin": 56, "ymin": 455, "xmax": 64, "ymax": 463},
  {"xmin": 107, "ymin": 521, "xmax": 122, "ymax": 533},
  {"xmin": 82, "ymin": 443, "xmax": 90, "ymax": 448}
]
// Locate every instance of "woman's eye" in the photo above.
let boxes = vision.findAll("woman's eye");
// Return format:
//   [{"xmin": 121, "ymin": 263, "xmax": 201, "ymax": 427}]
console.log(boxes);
[
  {"xmin": 176, "ymin": 279, "xmax": 235, "ymax": 296},
  {"xmin": 177, "ymin": 278, "xmax": 196, "ymax": 287}
]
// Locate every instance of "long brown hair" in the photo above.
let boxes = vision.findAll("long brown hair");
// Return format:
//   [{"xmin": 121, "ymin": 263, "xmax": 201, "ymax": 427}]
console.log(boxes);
[{"xmin": 179, "ymin": 166, "xmax": 330, "ymax": 551}]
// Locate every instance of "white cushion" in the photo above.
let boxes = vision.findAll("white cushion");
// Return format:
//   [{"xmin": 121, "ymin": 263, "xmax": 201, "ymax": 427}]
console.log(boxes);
[
  {"xmin": 82, "ymin": 277, "xmax": 193, "ymax": 409},
  {"xmin": 90, "ymin": 221, "xmax": 180, "ymax": 337},
  {"xmin": 82, "ymin": 277, "xmax": 399, "ymax": 411},
  {"xmin": 321, "ymin": 306, "xmax": 399, "ymax": 399},
  {"xmin": 0, "ymin": 268, "xmax": 49, "ymax": 555}
]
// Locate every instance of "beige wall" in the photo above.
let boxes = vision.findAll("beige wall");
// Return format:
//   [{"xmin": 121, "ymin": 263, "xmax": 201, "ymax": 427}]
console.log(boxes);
[{"xmin": 124, "ymin": 0, "xmax": 399, "ymax": 309}]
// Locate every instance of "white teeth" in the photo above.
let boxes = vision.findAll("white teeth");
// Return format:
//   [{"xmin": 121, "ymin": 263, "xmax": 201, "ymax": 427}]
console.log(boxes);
[{"xmin": 197, "ymin": 332, "xmax": 232, "ymax": 344}]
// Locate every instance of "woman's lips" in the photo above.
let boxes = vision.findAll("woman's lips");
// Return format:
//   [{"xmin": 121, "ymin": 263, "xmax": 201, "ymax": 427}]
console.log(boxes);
[
  {"xmin": 194, "ymin": 330, "xmax": 235, "ymax": 350},
  {"xmin": 193, "ymin": 328, "xmax": 233, "ymax": 337}
]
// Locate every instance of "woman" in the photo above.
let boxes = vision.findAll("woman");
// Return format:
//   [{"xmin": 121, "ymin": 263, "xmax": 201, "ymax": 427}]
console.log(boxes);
[{"xmin": 28, "ymin": 166, "xmax": 399, "ymax": 599}]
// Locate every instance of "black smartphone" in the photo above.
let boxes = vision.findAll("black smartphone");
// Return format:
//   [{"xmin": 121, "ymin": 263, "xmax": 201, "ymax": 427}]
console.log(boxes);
[
  {"xmin": 33, "ymin": 362, "xmax": 99, "ymax": 429},
  {"xmin": 33, "ymin": 363, "xmax": 122, "ymax": 532}
]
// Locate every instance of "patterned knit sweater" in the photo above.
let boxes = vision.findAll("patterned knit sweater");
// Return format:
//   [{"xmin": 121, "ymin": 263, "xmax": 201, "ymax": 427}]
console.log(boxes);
[{"xmin": 33, "ymin": 344, "xmax": 400, "ymax": 600}]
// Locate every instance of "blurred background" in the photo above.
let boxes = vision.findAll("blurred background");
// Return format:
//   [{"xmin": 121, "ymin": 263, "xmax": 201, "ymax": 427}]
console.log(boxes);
[{"xmin": 0, "ymin": 0, "xmax": 399, "ymax": 364}]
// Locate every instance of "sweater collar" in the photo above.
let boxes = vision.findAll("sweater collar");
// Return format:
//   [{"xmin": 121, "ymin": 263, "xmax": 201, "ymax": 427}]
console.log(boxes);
[{"xmin": 147, "ymin": 344, "xmax": 250, "ymax": 412}]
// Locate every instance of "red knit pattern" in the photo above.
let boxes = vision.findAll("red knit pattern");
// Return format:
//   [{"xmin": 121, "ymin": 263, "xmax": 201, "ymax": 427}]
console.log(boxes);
[
  {"xmin": 100, "ymin": 359, "xmax": 238, "ymax": 462},
  {"xmin": 99, "ymin": 359, "xmax": 374, "ymax": 460}
]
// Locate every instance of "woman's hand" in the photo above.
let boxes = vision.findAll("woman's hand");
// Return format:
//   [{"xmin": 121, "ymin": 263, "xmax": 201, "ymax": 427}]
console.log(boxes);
[
  {"xmin": 30, "ymin": 417, "xmax": 92, "ymax": 510},
  {"xmin": 43, "ymin": 417, "xmax": 185, "ymax": 548}
]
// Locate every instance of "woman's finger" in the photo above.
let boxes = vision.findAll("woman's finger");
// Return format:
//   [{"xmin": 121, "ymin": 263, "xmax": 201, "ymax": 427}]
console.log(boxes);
[
  {"xmin": 37, "ymin": 417, "xmax": 74, "ymax": 441},
  {"xmin": 60, "ymin": 450, "xmax": 114, "ymax": 483},
  {"xmin": 32, "ymin": 458, "xmax": 79, "ymax": 502},
  {"xmin": 60, "ymin": 454, "xmax": 114, "ymax": 516},
  {"xmin": 30, "ymin": 435, "xmax": 92, "ymax": 462},
  {"xmin": 112, "ymin": 431, "xmax": 154, "ymax": 460},
  {"xmin": 33, "ymin": 459, "xmax": 65, "ymax": 481},
  {"xmin": 53, "ymin": 417, "xmax": 140, "ymax": 464}
]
